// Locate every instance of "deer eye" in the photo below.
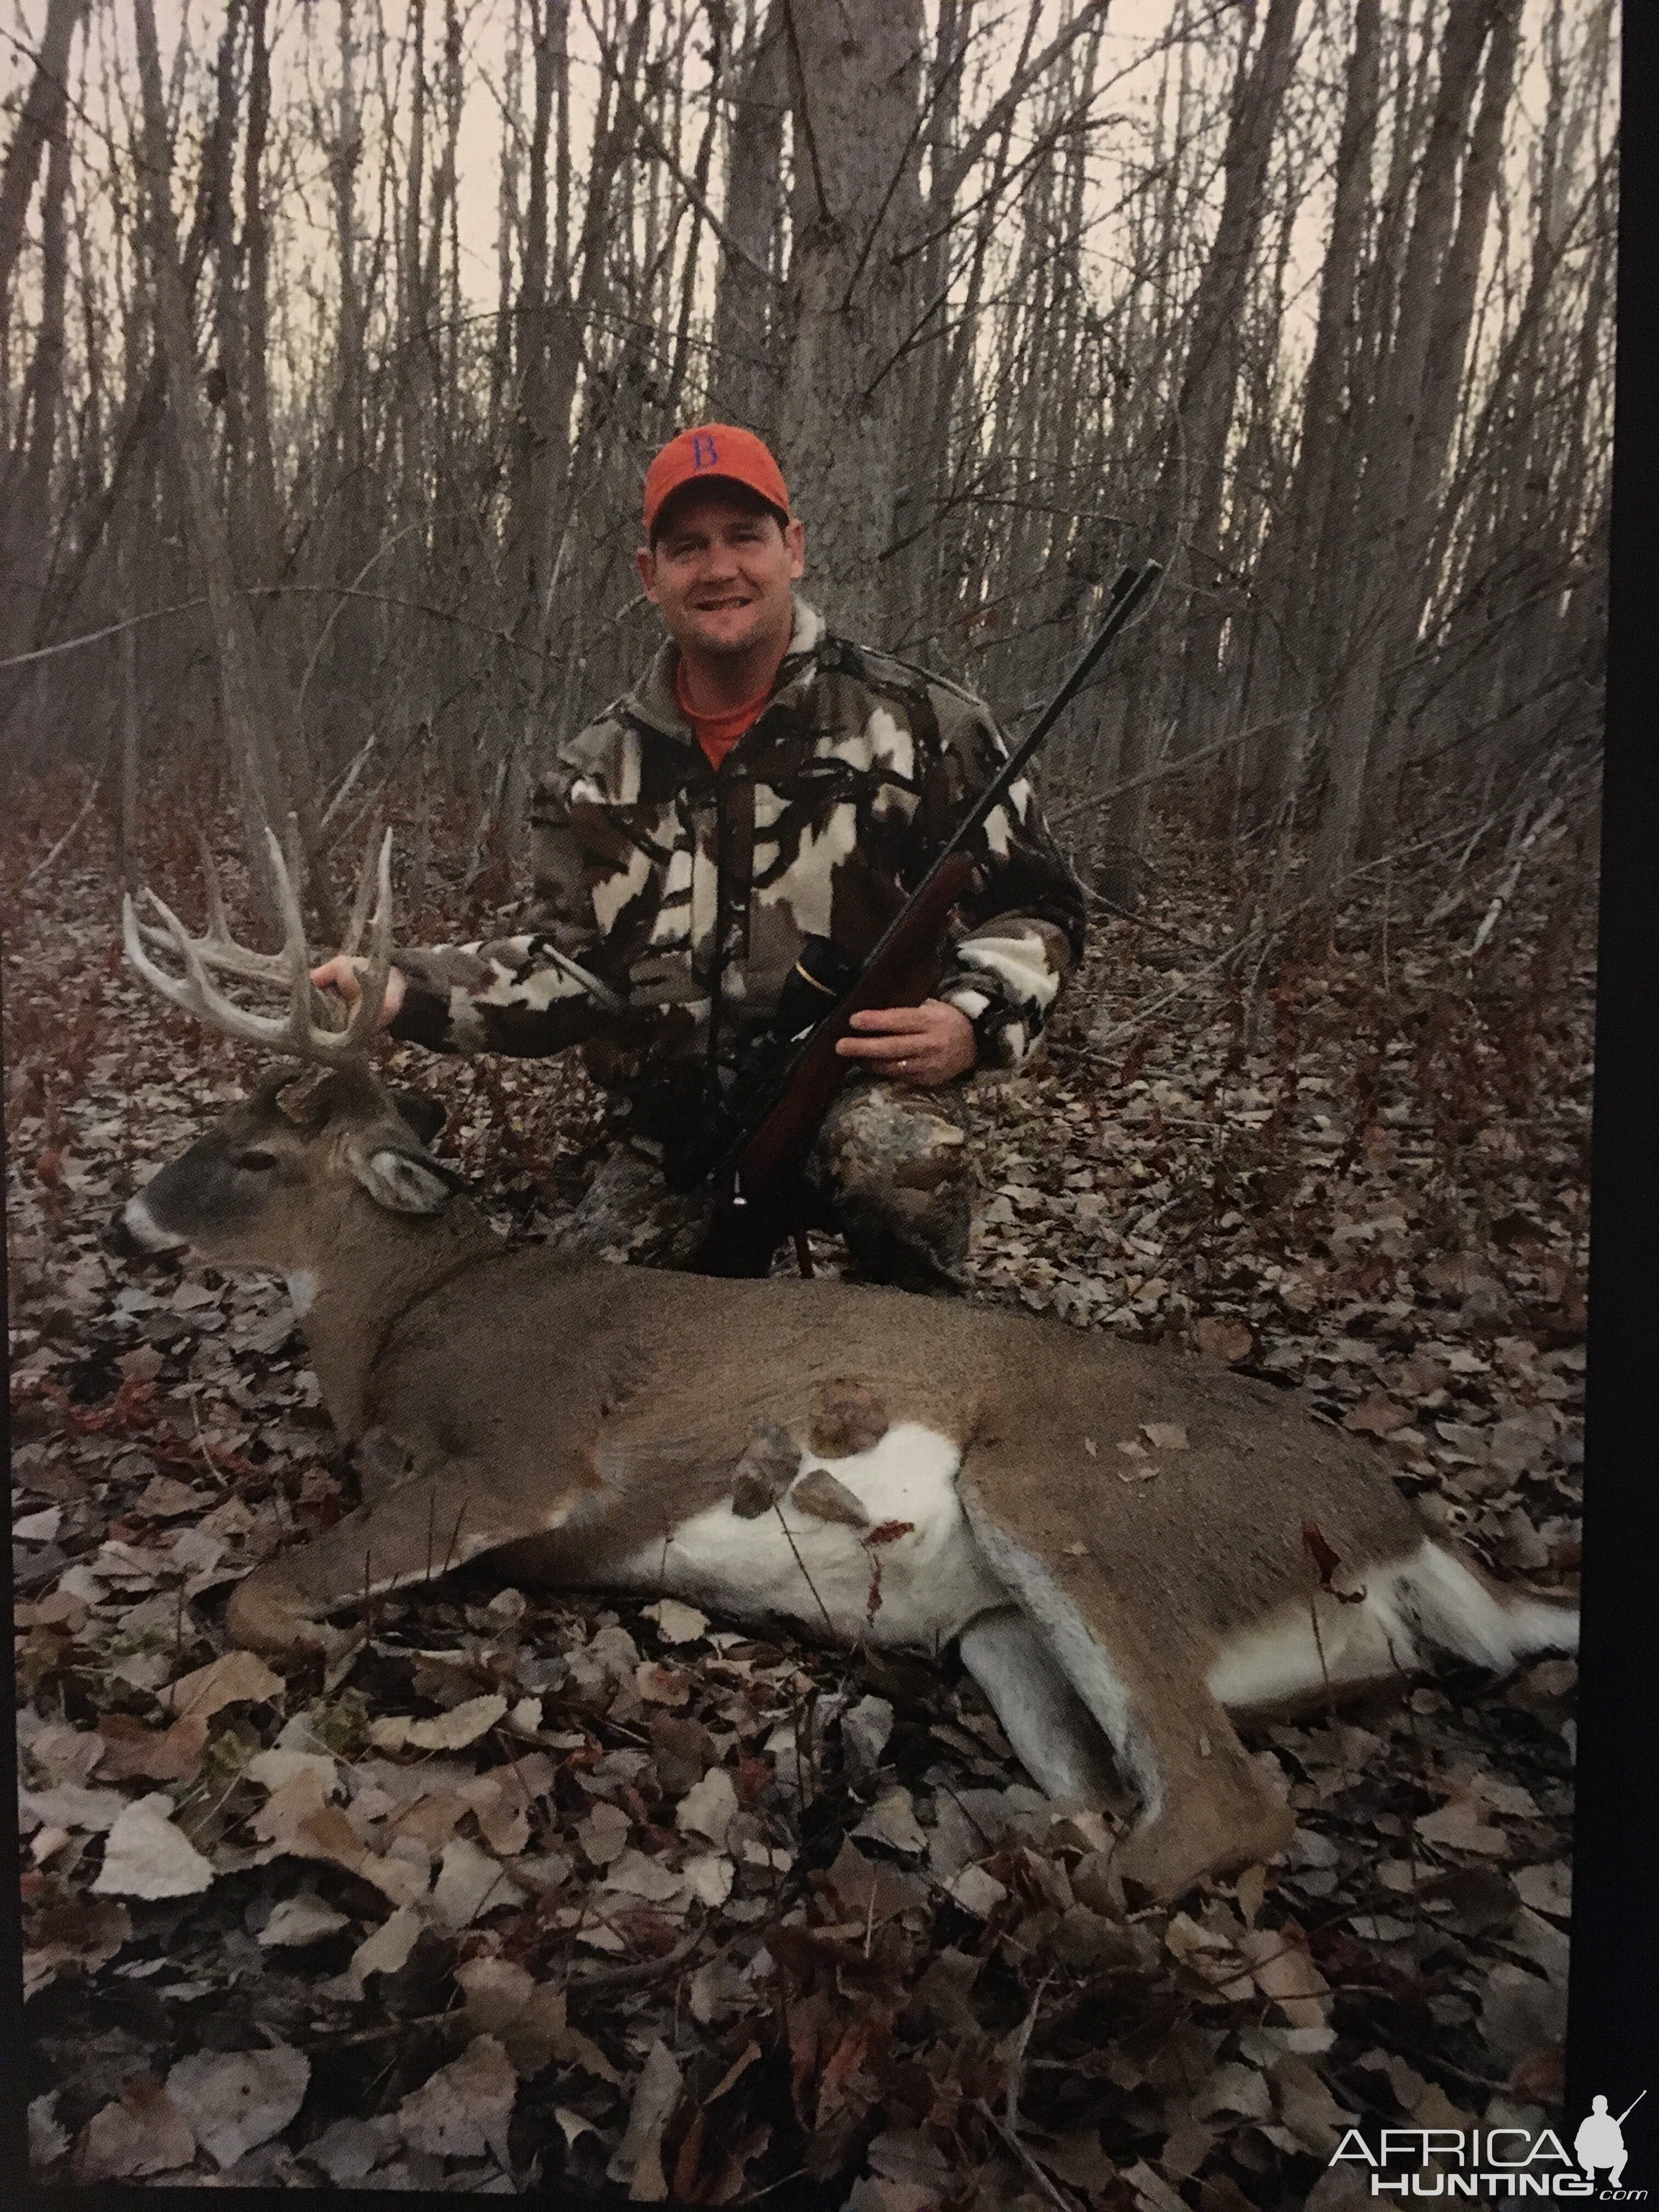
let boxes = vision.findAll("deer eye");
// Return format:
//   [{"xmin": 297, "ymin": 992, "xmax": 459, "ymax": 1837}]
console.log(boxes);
[{"xmin": 233, "ymin": 1149, "xmax": 278, "ymax": 1172}]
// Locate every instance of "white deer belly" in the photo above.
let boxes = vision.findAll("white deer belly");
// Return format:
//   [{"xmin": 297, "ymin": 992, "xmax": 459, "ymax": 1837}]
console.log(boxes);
[{"xmin": 608, "ymin": 1422, "xmax": 1007, "ymax": 1651}]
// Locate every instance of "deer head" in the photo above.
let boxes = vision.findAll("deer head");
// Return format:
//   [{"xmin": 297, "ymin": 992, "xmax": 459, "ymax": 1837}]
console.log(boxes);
[
  {"xmin": 119, "ymin": 828, "xmax": 480, "ymax": 1423},
  {"xmin": 120, "ymin": 1061, "xmax": 462, "ymax": 1269}
]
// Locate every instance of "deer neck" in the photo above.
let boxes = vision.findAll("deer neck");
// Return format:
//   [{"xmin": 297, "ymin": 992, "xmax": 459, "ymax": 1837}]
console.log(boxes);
[{"xmin": 293, "ymin": 1194, "xmax": 500, "ymax": 1437}]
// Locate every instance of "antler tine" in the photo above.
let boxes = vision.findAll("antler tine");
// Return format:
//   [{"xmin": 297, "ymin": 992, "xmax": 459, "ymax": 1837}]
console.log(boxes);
[
  {"xmin": 124, "ymin": 885, "xmax": 326, "ymax": 1057},
  {"xmin": 329, "ymin": 828, "xmax": 394, "ymax": 1053},
  {"xmin": 259, "ymin": 823, "xmax": 395, "ymax": 1063},
  {"xmin": 132, "ymin": 836, "xmax": 294, "ymax": 988},
  {"xmin": 125, "ymin": 829, "xmax": 397, "ymax": 1068},
  {"xmin": 339, "ymin": 813, "xmax": 385, "ymax": 960},
  {"xmin": 261, "ymin": 827, "xmax": 352, "ymax": 1066}
]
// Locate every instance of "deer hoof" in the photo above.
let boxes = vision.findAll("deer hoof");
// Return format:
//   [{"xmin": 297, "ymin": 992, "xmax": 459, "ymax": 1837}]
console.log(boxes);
[
  {"xmin": 225, "ymin": 1571, "xmax": 335, "ymax": 1660},
  {"xmin": 1111, "ymin": 1791, "xmax": 1295, "ymax": 1905}
]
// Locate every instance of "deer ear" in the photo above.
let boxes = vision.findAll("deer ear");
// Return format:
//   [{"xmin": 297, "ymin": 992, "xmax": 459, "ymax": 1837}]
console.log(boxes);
[
  {"xmin": 347, "ymin": 1139, "xmax": 460, "ymax": 1215},
  {"xmin": 391, "ymin": 1089, "xmax": 447, "ymax": 1148}
]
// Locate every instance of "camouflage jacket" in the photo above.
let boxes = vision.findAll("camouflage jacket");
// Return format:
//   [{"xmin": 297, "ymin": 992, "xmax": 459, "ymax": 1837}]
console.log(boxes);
[{"xmin": 390, "ymin": 600, "xmax": 1086, "ymax": 1109}]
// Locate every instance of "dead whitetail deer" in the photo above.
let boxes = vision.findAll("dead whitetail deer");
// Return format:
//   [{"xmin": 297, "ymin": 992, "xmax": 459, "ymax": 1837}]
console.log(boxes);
[{"xmin": 117, "ymin": 833, "xmax": 1577, "ymax": 1901}]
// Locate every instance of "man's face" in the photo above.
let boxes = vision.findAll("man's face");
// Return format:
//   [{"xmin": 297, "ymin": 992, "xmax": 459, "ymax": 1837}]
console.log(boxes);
[{"xmin": 636, "ymin": 487, "xmax": 807, "ymax": 667}]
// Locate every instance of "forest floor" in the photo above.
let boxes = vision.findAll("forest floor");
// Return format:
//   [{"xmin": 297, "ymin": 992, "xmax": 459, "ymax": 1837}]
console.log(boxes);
[{"xmin": 7, "ymin": 777, "xmax": 1592, "ymax": 2206}]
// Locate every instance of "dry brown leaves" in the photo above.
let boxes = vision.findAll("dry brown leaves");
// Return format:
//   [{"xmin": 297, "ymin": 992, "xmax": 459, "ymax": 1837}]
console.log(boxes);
[{"xmin": 9, "ymin": 803, "xmax": 1586, "ymax": 2200}]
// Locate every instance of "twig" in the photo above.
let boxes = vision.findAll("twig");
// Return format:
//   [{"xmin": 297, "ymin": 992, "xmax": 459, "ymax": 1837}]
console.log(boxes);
[
  {"xmin": 562, "ymin": 1924, "xmax": 704, "ymax": 1997},
  {"xmin": 974, "ymin": 2098, "xmax": 1081, "ymax": 2212},
  {"xmin": 23, "ymin": 748, "xmax": 111, "ymax": 885},
  {"xmin": 1470, "ymin": 795, "xmax": 1565, "ymax": 958},
  {"xmin": 1005, "ymin": 1971, "xmax": 1053, "ymax": 2137}
]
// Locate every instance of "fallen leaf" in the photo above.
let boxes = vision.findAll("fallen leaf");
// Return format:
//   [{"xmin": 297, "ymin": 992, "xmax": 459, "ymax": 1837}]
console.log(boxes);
[
  {"xmin": 640, "ymin": 1598, "xmax": 709, "ymax": 1645},
  {"xmin": 456, "ymin": 1957, "xmax": 623, "ymax": 2083},
  {"xmin": 854, "ymin": 1786, "xmax": 928, "ymax": 1855},
  {"xmin": 1195, "ymin": 1316, "xmax": 1254, "ymax": 1363},
  {"xmin": 158, "ymin": 1649, "xmax": 283, "ymax": 1722},
  {"xmin": 351, "ymin": 1904, "xmax": 424, "ymax": 1981},
  {"xmin": 165, "ymin": 2045, "xmax": 309, "ymax": 2170},
  {"xmin": 20, "ymin": 1785, "xmax": 127, "ymax": 1833},
  {"xmin": 258, "ymin": 1893, "xmax": 350, "ymax": 1947},
  {"xmin": 302, "ymin": 2116, "xmax": 386, "ymax": 2185},
  {"xmin": 431, "ymin": 1835, "xmax": 524, "ymax": 1927},
  {"xmin": 28, "ymin": 2091, "xmax": 69, "ymax": 2171},
  {"xmin": 1417, "ymin": 1797, "xmax": 1510, "ymax": 1858},
  {"xmin": 458, "ymin": 1764, "xmax": 545, "ymax": 1857},
  {"xmin": 1344, "ymin": 1391, "xmax": 1409, "ymax": 1436},
  {"xmin": 944, "ymin": 1864, "xmax": 1007, "ymax": 1918},
  {"xmin": 1192, "ymin": 2061, "xmax": 1273, "ymax": 2121},
  {"xmin": 398, "ymin": 2034, "xmax": 517, "ymax": 2165},
  {"xmin": 73, "ymin": 2075, "xmax": 196, "ymax": 2180},
  {"xmin": 245, "ymin": 1748, "xmax": 341, "ymax": 1797},
  {"xmin": 1239, "ymin": 1927, "xmax": 1330, "ymax": 2025},
  {"xmin": 676, "ymin": 1766, "xmax": 738, "ymax": 1850},
  {"xmin": 136, "ymin": 1475, "xmax": 211, "ymax": 1519},
  {"xmin": 1141, "ymin": 1421, "xmax": 1189, "ymax": 1451},
  {"xmin": 603, "ymin": 1848, "xmax": 687, "ymax": 1904},
  {"xmin": 92, "ymin": 1794, "xmax": 215, "ymax": 1899},
  {"xmin": 1513, "ymin": 1861, "xmax": 1572, "ymax": 1919},
  {"xmin": 681, "ymin": 1852, "xmax": 734, "ymax": 1908},
  {"xmin": 578, "ymin": 1800, "xmax": 632, "ymax": 1867},
  {"xmin": 95, "ymin": 1712, "xmax": 209, "ymax": 1784},
  {"xmin": 607, "ymin": 2037, "xmax": 683, "ymax": 2200},
  {"xmin": 635, "ymin": 1660, "xmax": 691, "ymax": 1707},
  {"xmin": 402, "ymin": 1693, "xmax": 508, "ymax": 1752}
]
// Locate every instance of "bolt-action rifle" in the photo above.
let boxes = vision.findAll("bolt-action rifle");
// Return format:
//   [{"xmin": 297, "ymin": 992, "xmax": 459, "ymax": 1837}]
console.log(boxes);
[{"xmin": 674, "ymin": 558, "xmax": 1163, "ymax": 1277}]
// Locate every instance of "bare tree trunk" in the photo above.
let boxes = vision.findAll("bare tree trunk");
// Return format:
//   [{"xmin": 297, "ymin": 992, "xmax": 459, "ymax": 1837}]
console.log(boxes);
[
  {"xmin": 1308, "ymin": 0, "xmax": 1497, "ymax": 905},
  {"xmin": 711, "ymin": 0, "xmax": 787, "ymax": 432},
  {"xmin": 132, "ymin": 0, "xmax": 337, "ymax": 935},
  {"xmin": 779, "ymin": 0, "xmax": 926, "ymax": 642},
  {"xmin": 0, "ymin": 0, "xmax": 83, "ymax": 336},
  {"xmin": 1099, "ymin": 0, "xmax": 1299, "ymax": 906},
  {"xmin": 1247, "ymin": 0, "xmax": 1381, "ymax": 823},
  {"xmin": 1170, "ymin": 0, "xmax": 1301, "ymax": 759},
  {"xmin": 242, "ymin": 0, "xmax": 282, "ymax": 581},
  {"xmin": 2, "ymin": 104, "xmax": 70, "ymax": 669},
  {"xmin": 1363, "ymin": 0, "xmax": 1521, "ymax": 848}
]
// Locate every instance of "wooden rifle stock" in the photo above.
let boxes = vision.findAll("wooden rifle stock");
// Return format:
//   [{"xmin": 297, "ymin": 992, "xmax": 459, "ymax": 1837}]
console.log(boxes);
[
  {"xmin": 690, "ymin": 858, "xmax": 973, "ymax": 1277},
  {"xmin": 734, "ymin": 854, "xmax": 975, "ymax": 1195},
  {"xmin": 691, "ymin": 558, "xmax": 1161, "ymax": 1276}
]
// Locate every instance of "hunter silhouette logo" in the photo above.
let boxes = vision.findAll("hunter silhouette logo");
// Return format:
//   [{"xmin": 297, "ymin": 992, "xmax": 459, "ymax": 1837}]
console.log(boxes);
[
  {"xmin": 1576, "ymin": 2095, "xmax": 1644, "ymax": 2193},
  {"xmin": 1326, "ymin": 2094, "xmax": 1647, "ymax": 2196}
]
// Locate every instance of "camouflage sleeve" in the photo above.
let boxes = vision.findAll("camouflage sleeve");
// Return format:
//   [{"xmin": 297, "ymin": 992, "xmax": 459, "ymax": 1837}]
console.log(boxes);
[
  {"xmin": 916, "ymin": 688, "xmax": 1087, "ymax": 1071},
  {"xmin": 386, "ymin": 931, "xmax": 618, "ymax": 1057},
  {"xmin": 386, "ymin": 758, "xmax": 622, "ymax": 1058}
]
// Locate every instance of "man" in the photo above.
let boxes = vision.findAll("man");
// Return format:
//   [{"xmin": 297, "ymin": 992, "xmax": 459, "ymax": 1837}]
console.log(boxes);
[{"xmin": 315, "ymin": 425, "xmax": 1085, "ymax": 1291}]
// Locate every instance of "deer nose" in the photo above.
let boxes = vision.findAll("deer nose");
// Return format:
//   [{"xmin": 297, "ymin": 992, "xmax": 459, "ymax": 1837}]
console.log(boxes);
[
  {"xmin": 106, "ymin": 1193, "xmax": 187, "ymax": 1260},
  {"xmin": 104, "ymin": 1208, "xmax": 149, "ymax": 1259}
]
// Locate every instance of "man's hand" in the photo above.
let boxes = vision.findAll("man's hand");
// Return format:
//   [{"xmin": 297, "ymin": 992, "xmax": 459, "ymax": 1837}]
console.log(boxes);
[
  {"xmin": 836, "ymin": 999, "xmax": 977, "ymax": 1086},
  {"xmin": 309, "ymin": 955, "xmax": 407, "ymax": 1029}
]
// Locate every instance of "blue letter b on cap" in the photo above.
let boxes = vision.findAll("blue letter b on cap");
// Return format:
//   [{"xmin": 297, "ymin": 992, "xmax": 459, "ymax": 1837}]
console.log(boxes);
[{"xmin": 691, "ymin": 433, "xmax": 719, "ymax": 469}]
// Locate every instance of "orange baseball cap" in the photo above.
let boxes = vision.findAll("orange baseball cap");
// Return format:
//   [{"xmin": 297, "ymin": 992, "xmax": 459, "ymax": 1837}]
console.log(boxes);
[{"xmin": 642, "ymin": 425, "xmax": 790, "ymax": 539}]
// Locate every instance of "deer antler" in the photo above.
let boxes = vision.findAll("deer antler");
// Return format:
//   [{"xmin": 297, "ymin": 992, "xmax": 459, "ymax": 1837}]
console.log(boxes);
[{"xmin": 123, "ymin": 827, "xmax": 394, "ymax": 1066}]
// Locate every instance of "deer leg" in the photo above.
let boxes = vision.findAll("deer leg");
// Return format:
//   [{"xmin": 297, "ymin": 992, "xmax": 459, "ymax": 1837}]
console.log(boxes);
[
  {"xmin": 957, "ymin": 1609, "xmax": 1120, "ymax": 1807},
  {"xmin": 225, "ymin": 1460, "xmax": 570, "ymax": 1657},
  {"xmin": 962, "ymin": 1506, "xmax": 1293, "ymax": 1900}
]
